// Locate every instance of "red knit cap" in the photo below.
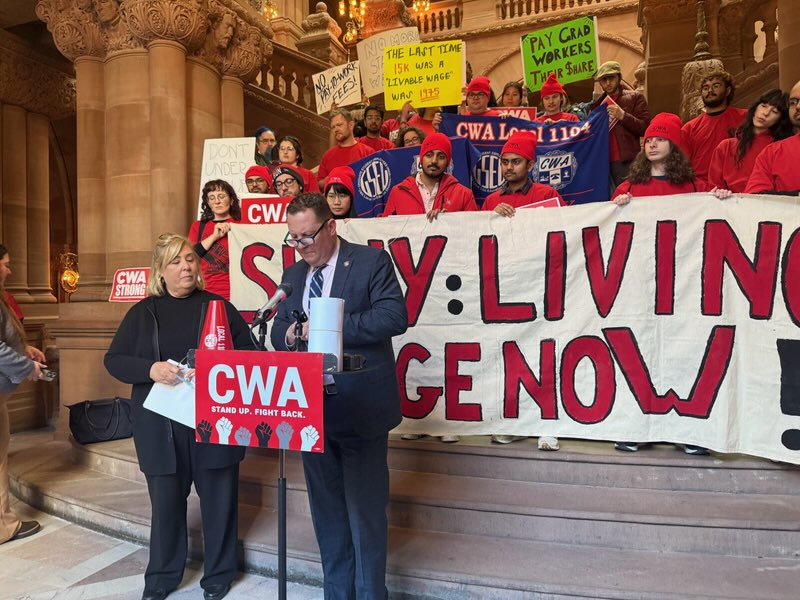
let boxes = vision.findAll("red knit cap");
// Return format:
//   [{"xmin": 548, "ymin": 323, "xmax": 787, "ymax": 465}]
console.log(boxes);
[
  {"xmin": 501, "ymin": 130, "xmax": 538, "ymax": 161},
  {"xmin": 420, "ymin": 132, "xmax": 452, "ymax": 165},
  {"xmin": 325, "ymin": 166, "xmax": 355, "ymax": 197},
  {"xmin": 644, "ymin": 113, "xmax": 684, "ymax": 151},
  {"xmin": 466, "ymin": 76, "xmax": 492, "ymax": 97},
  {"xmin": 245, "ymin": 165, "xmax": 272, "ymax": 187},
  {"xmin": 539, "ymin": 73, "xmax": 565, "ymax": 98}
]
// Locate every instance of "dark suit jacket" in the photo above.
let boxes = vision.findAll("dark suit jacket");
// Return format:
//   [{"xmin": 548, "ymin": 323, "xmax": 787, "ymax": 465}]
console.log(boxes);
[{"xmin": 270, "ymin": 238, "xmax": 408, "ymax": 438}]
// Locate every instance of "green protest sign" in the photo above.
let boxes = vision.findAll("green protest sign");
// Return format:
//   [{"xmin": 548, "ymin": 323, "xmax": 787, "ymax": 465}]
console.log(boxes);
[{"xmin": 520, "ymin": 16, "xmax": 599, "ymax": 91}]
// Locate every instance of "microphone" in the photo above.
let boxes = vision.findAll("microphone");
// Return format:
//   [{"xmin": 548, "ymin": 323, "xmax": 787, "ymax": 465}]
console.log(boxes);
[{"xmin": 252, "ymin": 282, "xmax": 293, "ymax": 326}]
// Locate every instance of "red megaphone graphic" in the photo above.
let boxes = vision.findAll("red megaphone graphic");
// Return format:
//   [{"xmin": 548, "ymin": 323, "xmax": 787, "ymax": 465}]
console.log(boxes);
[{"xmin": 199, "ymin": 300, "xmax": 233, "ymax": 350}]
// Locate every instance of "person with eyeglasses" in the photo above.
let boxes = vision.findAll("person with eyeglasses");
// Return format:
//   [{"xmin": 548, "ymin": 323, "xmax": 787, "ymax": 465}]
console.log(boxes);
[
  {"xmin": 395, "ymin": 126, "xmax": 426, "ymax": 148},
  {"xmin": 244, "ymin": 165, "xmax": 271, "ymax": 194},
  {"xmin": 358, "ymin": 105, "xmax": 396, "ymax": 152},
  {"xmin": 460, "ymin": 76, "xmax": 501, "ymax": 117},
  {"xmin": 323, "ymin": 166, "xmax": 356, "ymax": 219},
  {"xmin": 681, "ymin": 70, "xmax": 747, "ymax": 187},
  {"xmin": 271, "ymin": 193, "xmax": 407, "ymax": 600},
  {"xmin": 275, "ymin": 135, "xmax": 320, "ymax": 193},
  {"xmin": 271, "ymin": 164, "xmax": 304, "ymax": 199},
  {"xmin": 746, "ymin": 80, "xmax": 800, "ymax": 195}
]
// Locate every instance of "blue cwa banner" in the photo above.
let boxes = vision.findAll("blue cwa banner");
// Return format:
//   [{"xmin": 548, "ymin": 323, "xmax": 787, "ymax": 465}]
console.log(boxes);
[
  {"xmin": 439, "ymin": 109, "xmax": 611, "ymax": 205},
  {"xmin": 351, "ymin": 137, "xmax": 481, "ymax": 217}
]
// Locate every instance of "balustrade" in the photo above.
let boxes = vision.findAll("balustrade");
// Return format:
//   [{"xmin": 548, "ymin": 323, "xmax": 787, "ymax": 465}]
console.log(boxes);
[
  {"xmin": 496, "ymin": 0, "xmax": 615, "ymax": 19},
  {"xmin": 259, "ymin": 42, "xmax": 331, "ymax": 113},
  {"xmin": 416, "ymin": 1, "xmax": 463, "ymax": 34}
]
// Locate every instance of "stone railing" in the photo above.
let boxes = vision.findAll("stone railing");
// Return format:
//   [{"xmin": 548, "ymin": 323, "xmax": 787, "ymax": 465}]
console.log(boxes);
[
  {"xmin": 258, "ymin": 41, "xmax": 330, "ymax": 113},
  {"xmin": 496, "ymin": 0, "xmax": 617, "ymax": 19},
  {"xmin": 416, "ymin": 1, "xmax": 463, "ymax": 34}
]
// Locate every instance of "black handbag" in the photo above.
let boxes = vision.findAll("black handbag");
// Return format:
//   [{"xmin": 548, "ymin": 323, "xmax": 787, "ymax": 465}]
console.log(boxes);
[{"xmin": 68, "ymin": 397, "xmax": 133, "ymax": 444}]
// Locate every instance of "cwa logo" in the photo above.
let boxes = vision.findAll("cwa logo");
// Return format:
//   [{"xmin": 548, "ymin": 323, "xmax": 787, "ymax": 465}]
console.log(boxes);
[
  {"xmin": 472, "ymin": 151, "xmax": 502, "ymax": 194},
  {"xmin": 357, "ymin": 157, "xmax": 391, "ymax": 201},
  {"xmin": 534, "ymin": 150, "xmax": 577, "ymax": 190}
]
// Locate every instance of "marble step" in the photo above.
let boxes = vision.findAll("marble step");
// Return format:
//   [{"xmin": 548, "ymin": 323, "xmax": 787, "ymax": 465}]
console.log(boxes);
[
  {"xmin": 25, "ymin": 438, "xmax": 800, "ymax": 557},
  {"xmin": 9, "ymin": 436, "xmax": 799, "ymax": 600}
]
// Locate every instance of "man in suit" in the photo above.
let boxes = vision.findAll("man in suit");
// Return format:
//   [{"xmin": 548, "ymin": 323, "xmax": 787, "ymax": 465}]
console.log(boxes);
[{"xmin": 270, "ymin": 193, "xmax": 408, "ymax": 600}]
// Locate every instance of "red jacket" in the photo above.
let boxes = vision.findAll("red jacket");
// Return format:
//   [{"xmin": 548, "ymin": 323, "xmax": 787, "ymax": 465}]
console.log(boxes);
[
  {"xmin": 382, "ymin": 174, "xmax": 478, "ymax": 216},
  {"xmin": 590, "ymin": 89, "xmax": 650, "ymax": 162}
]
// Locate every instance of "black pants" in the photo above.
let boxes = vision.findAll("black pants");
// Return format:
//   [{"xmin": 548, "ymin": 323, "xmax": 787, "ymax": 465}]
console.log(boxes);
[
  {"xmin": 143, "ymin": 423, "xmax": 240, "ymax": 592},
  {"xmin": 302, "ymin": 431, "xmax": 390, "ymax": 600}
]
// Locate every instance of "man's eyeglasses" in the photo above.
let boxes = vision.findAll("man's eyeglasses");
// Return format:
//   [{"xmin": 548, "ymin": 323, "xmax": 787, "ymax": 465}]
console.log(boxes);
[
  {"xmin": 467, "ymin": 92, "xmax": 487, "ymax": 99},
  {"xmin": 284, "ymin": 219, "xmax": 330, "ymax": 248},
  {"xmin": 274, "ymin": 178, "xmax": 296, "ymax": 190}
]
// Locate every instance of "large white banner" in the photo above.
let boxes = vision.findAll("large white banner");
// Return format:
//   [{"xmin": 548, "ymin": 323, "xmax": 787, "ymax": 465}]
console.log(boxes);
[{"xmin": 229, "ymin": 194, "xmax": 800, "ymax": 464}]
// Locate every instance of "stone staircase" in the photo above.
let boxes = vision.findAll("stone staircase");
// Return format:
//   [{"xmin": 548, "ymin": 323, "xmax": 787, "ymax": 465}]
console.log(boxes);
[{"xmin": 9, "ymin": 432, "xmax": 800, "ymax": 599}]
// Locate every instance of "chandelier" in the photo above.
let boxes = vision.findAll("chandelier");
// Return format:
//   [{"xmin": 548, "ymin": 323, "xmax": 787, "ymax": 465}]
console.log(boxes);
[
  {"xmin": 262, "ymin": 0, "xmax": 278, "ymax": 19},
  {"xmin": 412, "ymin": 0, "xmax": 430, "ymax": 12},
  {"xmin": 339, "ymin": 0, "xmax": 366, "ymax": 28}
]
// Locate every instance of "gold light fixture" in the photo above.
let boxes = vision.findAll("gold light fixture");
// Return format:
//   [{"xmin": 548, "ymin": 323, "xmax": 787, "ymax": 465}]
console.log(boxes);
[
  {"xmin": 59, "ymin": 251, "xmax": 79, "ymax": 295},
  {"xmin": 339, "ymin": 0, "xmax": 366, "ymax": 46},
  {"xmin": 412, "ymin": 0, "xmax": 430, "ymax": 13},
  {"xmin": 262, "ymin": 0, "xmax": 278, "ymax": 19}
]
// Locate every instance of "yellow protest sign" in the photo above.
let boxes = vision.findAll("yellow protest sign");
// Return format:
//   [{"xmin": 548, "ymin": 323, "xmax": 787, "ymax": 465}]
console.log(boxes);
[{"xmin": 383, "ymin": 40, "xmax": 464, "ymax": 110}]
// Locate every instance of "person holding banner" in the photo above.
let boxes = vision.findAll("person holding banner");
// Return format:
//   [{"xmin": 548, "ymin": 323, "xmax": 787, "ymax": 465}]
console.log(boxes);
[
  {"xmin": 244, "ymin": 165, "xmax": 271, "ymax": 194},
  {"xmin": 708, "ymin": 89, "xmax": 793, "ymax": 193},
  {"xmin": 189, "ymin": 179, "xmax": 242, "ymax": 300},
  {"xmin": 589, "ymin": 61, "xmax": 650, "ymax": 188},
  {"xmin": 382, "ymin": 132, "xmax": 478, "ymax": 223},
  {"xmin": 461, "ymin": 76, "xmax": 501, "ymax": 117},
  {"xmin": 324, "ymin": 166, "xmax": 357, "ymax": 219},
  {"xmin": 276, "ymin": 135, "xmax": 320, "ymax": 193},
  {"xmin": 534, "ymin": 74, "xmax": 579, "ymax": 124},
  {"xmin": 611, "ymin": 113, "xmax": 732, "ymax": 206},
  {"xmin": 105, "ymin": 233, "xmax": 254, "ymax": 600},
  {"xmin": 318, "ymin": 109, "xmax": 375, "ymax": 187},
  {"xmin": 270, "ymin": 193, "xmax": 408, "ymax": 600}
]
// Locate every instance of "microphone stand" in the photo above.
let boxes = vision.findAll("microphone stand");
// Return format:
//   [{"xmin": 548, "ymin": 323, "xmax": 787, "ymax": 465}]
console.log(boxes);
[{"xmin": 252, "ymin": 309, "xmax": 288, "ymax": 600}]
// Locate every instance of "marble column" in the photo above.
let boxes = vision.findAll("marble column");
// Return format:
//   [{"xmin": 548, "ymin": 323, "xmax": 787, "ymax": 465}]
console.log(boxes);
[
  {"xmin": 104, "ymin": 49, "xmax": 152, "ymax": 274},
  {"xmin": 72, "ymin": 57, "xmax": 107, "ymax": 302},
  {"xmin": 1, "ymin": 104, "xmax": 32, "ymax": 301},
  {"xmin": 777, "ymin": 0, "xmax": 800, "ymax": 90},
  {"xmin": 26, "ymin": 111, "xmax": 55, "ymax": 302},
  {"xmin": 148, "ymin": 40, "xmax": 188, "ymax": 239},
  {"xmin": 187, "ymin": 57, "xmax": 222, "ymax": 221},
  {"xmin": 220, "ymin": 75, "xmax": 245, "ymax": 138}
]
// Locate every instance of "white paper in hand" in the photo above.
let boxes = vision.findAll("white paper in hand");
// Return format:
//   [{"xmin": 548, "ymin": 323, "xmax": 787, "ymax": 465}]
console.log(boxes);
[{"xmin": 143, "ymin": 381, "xmax": 196, "ymax": 428}]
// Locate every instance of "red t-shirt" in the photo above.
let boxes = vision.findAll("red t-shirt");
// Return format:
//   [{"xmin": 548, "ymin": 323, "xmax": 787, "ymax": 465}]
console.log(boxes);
[
  {"xmin": 358, "ymin": 135, "xmax": 396, "ymax": 152},
  {"xmin": 463, "ymin": 109, "xmax": 501, "ymax": 117},
  {"xmin": 482, "ymin": 180, "xmax": 564, "ymax": 211},
  {"xmin": 188, "ymin": 218, "xmax": 235, "ymax": 300},
  {"xmin": 745, "ymin": 133, "xmax": 800, "ymax": 194},
  {"xmin": 317, "ymin": 142, "xmax": 375, "ymax": 183},
  {"xmin": 681, "ymin": 106, "xmax": 747, "ymax": 183},
  {"xmin": 612, "ymin": 176, "xmax": 710, "ymax": 200},
  {"xmin": 534, "ymin": 112, "xmax": 580, "ymax": 123},
  {"xmin": 708, "ymin": 132, "xmax": 773, "ymax": 193}
]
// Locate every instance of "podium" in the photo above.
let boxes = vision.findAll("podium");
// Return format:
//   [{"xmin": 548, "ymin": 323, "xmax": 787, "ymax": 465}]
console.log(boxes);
[{"xmin": 194, "ymin": 349, "xmax": 325, "ymax": 600}]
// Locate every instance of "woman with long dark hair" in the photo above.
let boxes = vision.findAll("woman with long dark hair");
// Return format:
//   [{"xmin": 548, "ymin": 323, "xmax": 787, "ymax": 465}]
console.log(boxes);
[
  {"xmin": 708, "ymin": 89, "xmax": 793, "ymax": 192},
  {"xmin": 0, "ymin": 244, "xmax": 45, "ymax": 544},
  {"xmin": 188, "ymin": 179, "xmax": 241, "ymax": 300}
]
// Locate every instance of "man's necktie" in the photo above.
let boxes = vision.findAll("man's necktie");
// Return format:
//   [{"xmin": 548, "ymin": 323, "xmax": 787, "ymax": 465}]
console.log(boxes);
[{"xmin": 309, "ymin": 265, "xmax": 325, "ymax": 299}]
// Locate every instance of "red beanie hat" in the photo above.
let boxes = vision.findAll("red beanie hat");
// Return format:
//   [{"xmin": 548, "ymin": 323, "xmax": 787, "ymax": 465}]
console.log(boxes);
[
  {"xmin": 501, "ymin": 130, "xmax": 538, "ymax": 161},
  {"xmin": 420, "ymin": 132, "xmax": 452, "ymax": 165},
  {"xmin": 245, "ymin": 165, "xmax": 272, "ymax": 187},
  {"xmin": 325, "ymin": 166, "xmax": 355, "ymax": 197},
  {"xmin": 644, "ymin": 113, "xmax": 684, "ymax": 151},
  {"xmin": 466, "ymin": 76, "xmax": 492, "ymax": 97},
  {"xmin": 539, "ymin": 73, "xmax": 566, "ymax": 98}
]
